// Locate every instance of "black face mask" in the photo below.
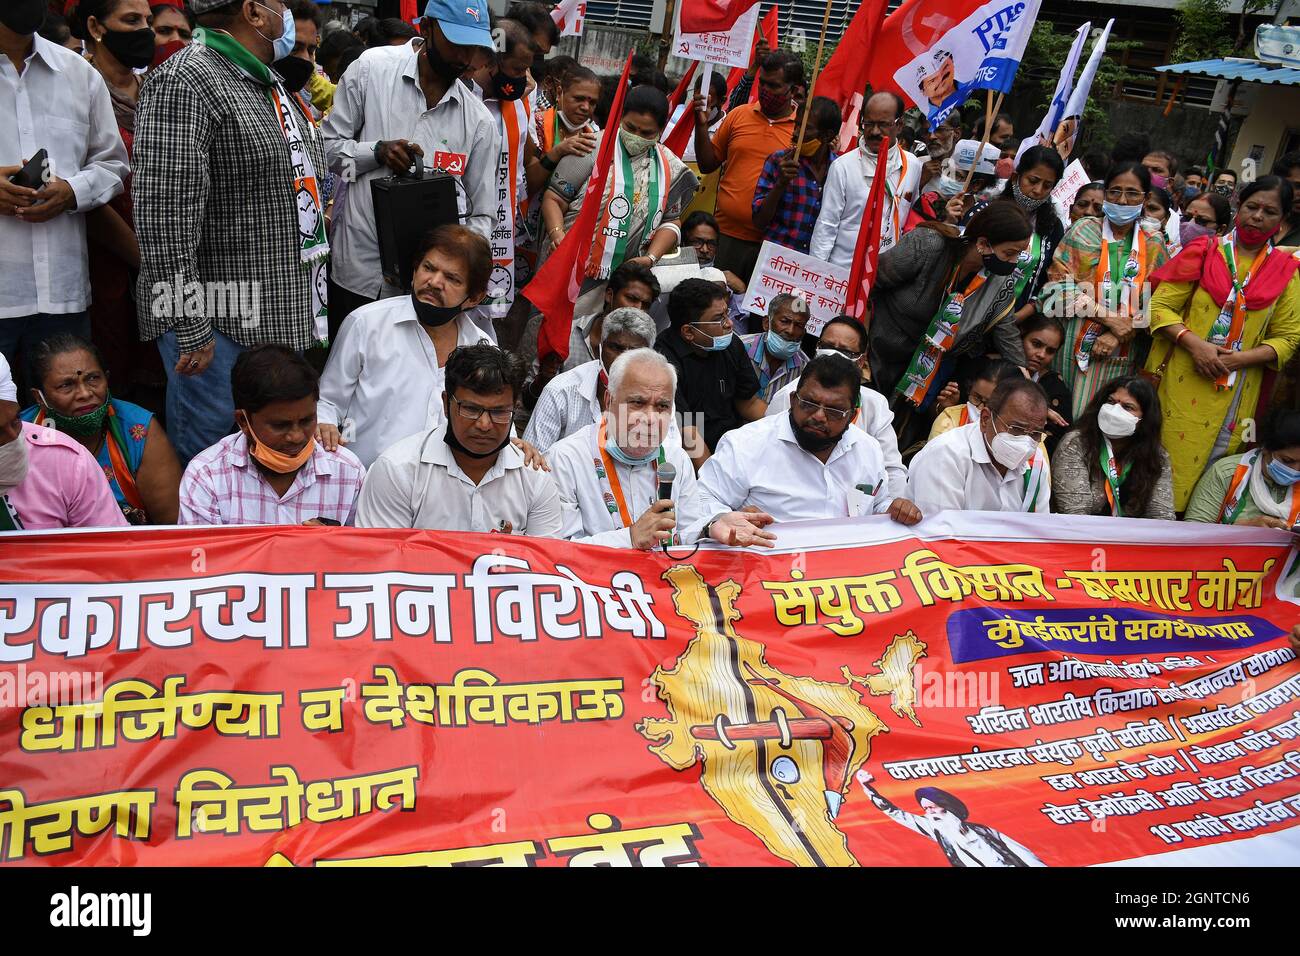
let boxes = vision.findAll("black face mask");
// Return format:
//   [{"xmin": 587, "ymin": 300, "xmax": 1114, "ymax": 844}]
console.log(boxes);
[
  {"xmin": 101, "ymin": 27, "xmax": 156, "ymax": 71},
  {"xmin": 411, "ymin": 292, "xmax": 465, "ymax": 327},
  {"xmin": 788, "ymin": 410, "xmax": 840, "ymax": 454},
  {"xmin": 0, "ymin": 0, "xmax": 47, "ymax": 35},
  {"xmin": 273, "ymin": 55, "xmax": 315, "ymax": 94},
  {"xmin": 493, "ymin": 71, "xmax": 528, "ymax": 101},
  {"xmin": 443, "ymin": 420, "xmax": 512, "ymax": 459},
  {"xmin": 982, "ymin": 250, "xmax": 1018, "ymax": 277},
  {"xmin": 426, "ymin": 42, "xmax": 468, "ymax": 83}
]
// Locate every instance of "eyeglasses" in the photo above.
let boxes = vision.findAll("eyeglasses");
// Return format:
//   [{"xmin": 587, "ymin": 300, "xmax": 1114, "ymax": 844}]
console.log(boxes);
[
  {"xmin": 450, "ymin": 396, "xmax": 514, "ymax": 425},
  {"xmin": 860, "ymin": 120, "xmax": 897, "ymax": 132},
  {"xmin": 995, "ymin": 412, "xmax": 1047, "ymax": 445},
  {"xmin": 1104, "ymin": 188, "xmax": 1145, "ymax": 203},
  {"xmin": 687, "ymin": 236, "xmax": 718, "ymax": 249},
  {"xmin": 818, "ymin": 346, "xmax": 863, "ymax": 361},
  {"xmin": 691, "ymin": 318, "xmax": 731, "ymax": 330},
  {"xmin": 1190, "ymin": 215, "xmax": 1218, "ymax": 228},
  {"xmin": 795, "ymin": 396, "xmax": 854, "ymax": 422}
]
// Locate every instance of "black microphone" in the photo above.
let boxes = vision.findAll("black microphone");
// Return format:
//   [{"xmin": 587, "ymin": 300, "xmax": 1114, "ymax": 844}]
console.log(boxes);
[{"xmin": 655, "ymin": 460, "xmax": 676, "ymax": 503}]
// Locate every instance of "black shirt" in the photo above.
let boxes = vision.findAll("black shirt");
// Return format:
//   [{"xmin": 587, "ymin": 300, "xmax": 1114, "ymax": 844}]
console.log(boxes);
[{"xmin": 655, "ymin": 328, "xmax": 761, "ymax": 452}]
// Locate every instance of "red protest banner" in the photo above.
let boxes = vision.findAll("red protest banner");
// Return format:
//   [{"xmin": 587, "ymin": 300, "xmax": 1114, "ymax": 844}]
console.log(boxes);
[{"xmin": 2, "ymin": 516, "xmax": 1298, "ymax": 866}]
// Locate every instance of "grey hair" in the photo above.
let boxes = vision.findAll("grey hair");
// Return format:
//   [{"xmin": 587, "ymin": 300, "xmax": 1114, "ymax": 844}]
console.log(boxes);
[
  {"xmin": 607, "ymin": 347, "xmax": 677, "ymax": 401},
  {"xmin": 767, "ymin": 292, "xmax": 807, "ymax": 318},
  {"xmin": 600, "ymin": 307, "xmax": 657, "ymax": 348}
]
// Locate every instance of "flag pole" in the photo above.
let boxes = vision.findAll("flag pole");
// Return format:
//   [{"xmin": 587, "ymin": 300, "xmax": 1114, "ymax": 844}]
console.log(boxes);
[
  {"xmin": 962, "ymin": 89, "xmax": 1004, "ymax": 191},
  {"xmin": 794, "ymin": 0, "xmax": 837, "ymax": 154},
  {"xmin": 658, "ymin": 0, "xmax": 678, "ymax": 72}
]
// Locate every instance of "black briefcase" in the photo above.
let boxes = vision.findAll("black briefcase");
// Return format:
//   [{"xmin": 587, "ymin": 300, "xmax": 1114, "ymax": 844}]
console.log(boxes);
[{"xmin": 370, "ymin": 155, "xmax": 460, "ymax": 291}]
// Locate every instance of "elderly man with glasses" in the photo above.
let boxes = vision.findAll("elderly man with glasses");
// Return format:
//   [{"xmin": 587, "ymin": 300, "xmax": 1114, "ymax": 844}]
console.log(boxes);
[
  {"xmin": 906, "ymin": 377, "xmax": 1052, "ymax": 516},
  {"xmin": 688, "ymin": 353, "xmax": 923, "ymax": 530}
]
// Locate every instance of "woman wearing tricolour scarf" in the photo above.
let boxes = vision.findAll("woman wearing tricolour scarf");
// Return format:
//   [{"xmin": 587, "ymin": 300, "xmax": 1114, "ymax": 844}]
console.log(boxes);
[{"xmin": 1144, "ymin": 175, "xmax": 1300, "ymax": 513}]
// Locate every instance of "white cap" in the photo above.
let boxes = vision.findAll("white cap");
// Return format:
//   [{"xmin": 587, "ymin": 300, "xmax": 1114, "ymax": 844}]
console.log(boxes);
[
  {"xmin": 699, "ymin": 267, "xmax": 727, "ymax": 285},
  {"xmin": 951, "ymin": 138, "xmax": 1000, "ymax": 176},
  {"xmin": 0, "ymin": 353, "xmax": 15, "ymax": 403}
]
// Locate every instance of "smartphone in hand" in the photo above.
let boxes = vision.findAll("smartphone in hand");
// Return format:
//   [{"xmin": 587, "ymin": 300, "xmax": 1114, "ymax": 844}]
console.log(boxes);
[{"xmin": 10, "ymin": 149, "xmax": 48, "ymax": 190}]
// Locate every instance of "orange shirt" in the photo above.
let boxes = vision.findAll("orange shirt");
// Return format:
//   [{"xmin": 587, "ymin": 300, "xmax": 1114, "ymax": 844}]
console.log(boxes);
[{"xmin": 710, "ymin": 102, "xmax": 796, "ymax": 243}]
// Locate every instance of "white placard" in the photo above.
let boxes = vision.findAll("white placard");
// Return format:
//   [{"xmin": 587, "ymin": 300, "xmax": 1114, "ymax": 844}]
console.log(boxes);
[
  {"xmin": 740, "ymin": 241, "xmax": 851, "ymax": 335},
  {"xmin": 1051, "ymin": 158, "xmax": 1090, "ymax": 222},
  {"xmin": 672, "ymin": 2, "xmax": 760, "ymax": 69}
]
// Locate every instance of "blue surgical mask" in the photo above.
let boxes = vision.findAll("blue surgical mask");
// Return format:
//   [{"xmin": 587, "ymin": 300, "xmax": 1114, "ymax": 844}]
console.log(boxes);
[
  {"xmin": 692, "ymin": 326, "xmax": 733, "ymax": 352},
  {"xmin": 936, "ymin": 174, "xmax": 964, "ymax": 197},
  {"xmin": 1266, "ymin": 456, "xmax": 1300, "ymax": 487},
  {"xmin": 256, "ymin": 3, "xmax": 296, "ymax": 63},
  {"xmin": 1103, "ymin": 200, "xmax": 1143, "ymax": 226},
  {"xmin": 765, "ymin": 329, "xmax": 801, "ymax": 361},
  {"xmin": 605, "ymin": 441, "xmax": 659, "ymax": 467}
]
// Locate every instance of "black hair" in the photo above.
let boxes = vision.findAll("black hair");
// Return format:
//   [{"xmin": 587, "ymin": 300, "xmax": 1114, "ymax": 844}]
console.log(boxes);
[
  {"xmin": 808, "ymin": 95, "xmax": 842, "ymax": 133},
  {"xmin": 1144, "ymin": 149, "xmax": 1178, "ymax": 177},
  {"xmin": 796, "ymin": 354, "xmax": 861, "ymax": 407},
  {"xmin": 1214, "ymin": 168, "xmax": 1239, "ymax": 183},
  {"xmin": 150, "ymin": 2, "xmax": 194, "ymax": 26},
  {"xmin": 622, "ymin": 84, "xmax": 669, "ymax": 131},
  {"xmin": 68, "ymin": 0, "xmax": 129, "ymax": 40},
  {"xmin": 1148, "ymin": 186, "xmax": 1173, "ymax": 214},
  {"xmin": 444, "ymin": 343, "xmax": 525, "ymax": 402},
  {"xmin": 968, "ymin": 357, "xmax": 1023, "ymax": 388},
  {"xmin": 987, "ymin": 377, "xmax": 1048, "ymax": 416},
  {"xmin": 28, "ymin": 334, "xmax": 105, "ymax": 393},
  {"xmin": 231, "ymin": 345, "xmax": 319, "ymax": 413},
  {"xmin": 379, "ymin": 17, "xmax": 418, "ymax": 43},
  {"xmin": 1185, "ymin": 165, "xmax": 1206, "ymax": 178},
  {"xmin": 1238, "ymin": 175, "xmax": 1296, "ymax": 217},
  {"xmin": 608, "ymin": 260, "xmax": 661, "ymax": 300},
  {"xmin": 1019, "ymin": 311, "xmax": 1066, "ymax": 345},
  {"xmin": 1261, "ymin": 407, "xmax": 1300, "ymax": 452},
  {"xmin": 818, "ymin": 316, "xmax": 868, "ymax": 355},
  {"xmin": 335, "ymin": 44, "xmax": 363, "ymax": 79},
  {"xmin": 668, "ymin": 277, "xmax": 729, "ymax": 331},
  {"xmin": 972, "ymin": 112, "xmax": 1013, "ymax": 141},
  {"xmin": 1074, "ymin": 181, "xmax": 1104, "ymax": 202},
  {"xmin": 708, "ymin": 69, "xmax": 728, "ymax": 100},
  {"xmin": 413, "ymin": 224, "xmax": 492, "ymax": 298},
  {"xmin": 1105, "ymin": 161, "xmax": 1152, "ymax": 193},
  {"xmin": 682, "ymin": 210, "xmax": 719, "ymax": 236},
  {"xmin": 38, "ymin": 12, "xmax": 74, "ymax": 45},
  {"xmin": 1004, "ymin": 145, "xmax": 1065, "ymax": 237},
  {"xmin": 1188, "ymin": 189, "xmax": 1231, "ymax": 230},
  {"xmin": 493, "ymin": 18, "xmax": 534, "ymax": 61},
  {"xmin": 1272, "ymin": 151, "xmax": 1300, "ymax": 178},
  {"xmin": 965, "ymin": 199, "xmax": 1033, "ymax": 246},
  {"xmin": 564, "ymin": 64, "xmax": 599, "ymax": 89},
  {"xmin": 506, "ymin": 1, "xmax": 559, "ymax": 47},
  {"xmin": 319, "ymin": 24, "xmax": 363, "ymax": 70},
  {"xmin": 1110, "ymin": 132, "xmax": 1151, "ymax": 165},
  {"xmin": 759, "ymin": 50, "xmax": 804, "ymax": 87},
  {"xmin": 286, "ymin": 0, "xmax": 320, "ymax": 28},
  {"xmin": 1074, "ymin": 376, "xmax": 1164, "ymax": 515},
  {"xmin": 1079, "ymin": 150, "xmax": 1109, "ymax": 181},
  {"xmin": 538, "ymin": 54, "xmax": 578, "ymax": 87}
]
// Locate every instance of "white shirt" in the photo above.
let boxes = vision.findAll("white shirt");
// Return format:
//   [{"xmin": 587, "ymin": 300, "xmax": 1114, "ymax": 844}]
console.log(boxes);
[
  {"xmin": 692, "ymin": 413, "xmax": 894, "ymax": 527},
  {"xmin": 522, "ymin": 358, "xmax": 603, "ymax": 452},
  {"xmin": 355, "ymin": 425, "xmax": 563, "ymax": 535},
  {"xmin": 317, "ymin": 297, "xmax": 492, "ymax": 469},
  {"xmin": 766, "ymin": 381, "xmax": 906, "ymax": 498},
  {"xmin": 0, "ymin": 36, "xmax": 128, "ymax": 318},
  {"xmin": 323, "ymin": 39, "xmax": 499, "ymax": 298},
  {"xmin": 668, "ymin": 104, "xmax": 723, "ymax": 163},
  {"xmin": 548, "ymin": 420, "xmax": 699, "ymax": 548},
  {"xmin": 809, "ymin": 144, "xmax": 921, "ymax": 267},
  {"xmin": 906, "ymin": 422, "xmax": 1052, "ymax": 516}
]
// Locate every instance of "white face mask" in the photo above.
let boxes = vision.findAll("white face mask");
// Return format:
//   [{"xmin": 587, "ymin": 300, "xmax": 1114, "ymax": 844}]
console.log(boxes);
[
  {"xmin": 1140, "ymin": 216, "xmax": 1163, "ymax": 233},
  {"xmin": 1097, "ymin": 401, "xmax": 1140, "ymax": 439},
  {"xmin": 0, "ymin": 431, "xmax": 30, "ymax": 493},
  {"xmin": 990, "ymin": 430, "xmax": 1037, "ymax": 470},
  {"xmin": 965, "ymin": 401, "xmax": 981, "ymax": 422}
]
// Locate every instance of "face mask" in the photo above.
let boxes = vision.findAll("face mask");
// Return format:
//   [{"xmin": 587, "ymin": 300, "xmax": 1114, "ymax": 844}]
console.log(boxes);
[
  {"xmin": 1180, "ymin": 220, "xmax": 1214, "ymax": 246},
  {"xmin": 1139, "ymin": 215, "xmax": 1164, "ymax": 233},
  {"xmin": 1150, "ymin": 173, "xmax": 1168, "ymax": 190},
  {"xmin": 995, "ymin": 157, "xmax": 1014, "ymax": 179},
  {"xmin": 1011, "ymin": 179, "xmax": 1048, "ymax": 212},
  {"xmin": 990, "ymin": 430, "xmax": 1036, "ymax": 470},
  {"xmin": 426, "ymin": 40, "xmax": 468, "ymax": 83},
  {"xmin": 981, "ymin": 247, "xmax": 1018, "ymax": 277},
  {"xmin": 412, "ymin": 292, "xmax": 465, "ymax": 328},
  {"xmin": 0, "ymin": 0, "xmax": 47, "ymax": 35},
  {"xmin": 788, "ymin": 410, "xmax": 839, "ymax": 454},
  {"xmin": 964, "ymin": 401, "xmax": 981, "ymax": 422},
  {"xmin": 254, "ymin": 3, "xmax": 296, "ymax": 63},
  {"xmin": 1183, "ymin": 184, "xmax": 1200, "ymax": 199},
  {"xmin": 557, "ymin": 109, "xmax": 586, "ymax": 131},
  {"xmin": 100, "ymin": 27, "xmax": 157, "ymax": 71},
  {"xmin": 0, "ymin": 431, "xmax": 29, "ymax": 494},
  {"xmin": 1213, "ymin": 183, "xmax": 1234, "ymax": 197},
  {"xmin": 152, "ymin": 39, "xmax": 185, "ymax": 69},
  {"xmin": 273, "ymin": 55, "xmax": 315, "ymax": 93},
  {"xmin": 1103, "ymin": 200, "xmax": 1143, "ymax": 226},
  {"xmin": 618, "ymin": 127, "xmax": 657, "ymax": 157},
  {"xmin": 605, "ymin": 438, "xmax": 658, "ymax": 467},
  {"xmin": 799, "ymin": 138, "xmax": 822, "ymax": 159},
  {"xmin": 765, "ymin": 329, "xmax": 801, "ymax": 361},
  {"xmin": 443, "ymin": 420, "xmax": 512, "ymax": 459},
  {"xmin": 691, "ymin": 327, "xmax": 732, "ymax": 352},
  {"xmin": 758, "ymin": 87, "xmax": 790, "ymax": 117},
  {"xmin": 493, "ymin": 71, "xmax": 527, "ymax": 101},
  {"xmin": 1266, "ymin": 456, "xmax": 1300, "ymax": 487},
  {"xmin": 40, "ymin": 393, "xmax": 109, "ymax": 436},
  {"xmin": 1097, "ymin": 401, "xmax": 1140, "ymax": 439},
  {"xmin": 936, "ymin": 174, "xmax": 964, "ymax": 197},
  {"xmin": 1236, "ymin": 221, "xmax": 1281, "ymax": 246},
  {"xmin": 977, "ymin": 183, "xmax": 1002, "ymax": 202},
  {"xmin": 238, "ymin": 412, "xmax": 315, "ymax": 474}
]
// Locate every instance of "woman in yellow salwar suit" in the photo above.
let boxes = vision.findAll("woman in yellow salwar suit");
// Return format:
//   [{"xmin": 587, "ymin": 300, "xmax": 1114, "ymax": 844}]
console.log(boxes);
[{"xmin": 1144, "ymin": 177, "xmax": 1300, "ymax": 511}]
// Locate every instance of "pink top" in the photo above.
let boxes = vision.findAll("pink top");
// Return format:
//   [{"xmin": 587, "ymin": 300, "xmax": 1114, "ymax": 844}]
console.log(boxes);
[{"xmin": 4, "ymin": 422, "xmax": 128, "ymax": 530}]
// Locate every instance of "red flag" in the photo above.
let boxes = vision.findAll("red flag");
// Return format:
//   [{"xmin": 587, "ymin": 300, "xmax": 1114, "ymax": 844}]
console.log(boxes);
[
  {"xmin": 551, "ymin": 0, "xmax": 584, "ymax": 31},
  {"xmin": 524, "ymin": 53, "xmax": 635, "ymax": 362},
  {"xmin": 660, "ymin": 62, "xmax": 699, "ymax": 158},
  {"xmin": 400, "ymin": 0, "xmax": 419, "ymax": 23},
  {"xmin": 817, "ymin": 0, "xmax": 889, "ymax": 114},
  {"xmin": 725, "ymin": 7, "xmax": 778, "ymax": 104},
  {"xmin": 666, "ymin": 60, "xmax": 699, "ymax": 116},
  {"xmin": 843, "ymin": 137, "xmax": 891, "ymax": 321},
  {"xmin": 679, "ymin": 0, "xmax": 763, "ymax": 35}
]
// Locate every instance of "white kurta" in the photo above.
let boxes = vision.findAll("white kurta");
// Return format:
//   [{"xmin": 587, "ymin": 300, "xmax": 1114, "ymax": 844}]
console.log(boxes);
[
  {"xmin": 906, "ymin": 422, "xmax": 1052, "ymax": 516},
  {"xmin": 809, "ymin": 144, "xmax": 922, "ymax": 267}
]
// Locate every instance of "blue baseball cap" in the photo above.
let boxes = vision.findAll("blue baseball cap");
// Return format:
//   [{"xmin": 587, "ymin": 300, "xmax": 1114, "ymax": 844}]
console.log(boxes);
[{"xmin": 423, "ymin": 0, "xmax": 494, "ymax": 50}]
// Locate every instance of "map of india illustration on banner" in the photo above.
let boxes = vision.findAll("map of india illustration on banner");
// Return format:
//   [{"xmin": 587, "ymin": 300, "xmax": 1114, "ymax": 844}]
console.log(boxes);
[{"xmin": 1, "ymin": 514, "xmax": 1298, "ymax": 867}]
